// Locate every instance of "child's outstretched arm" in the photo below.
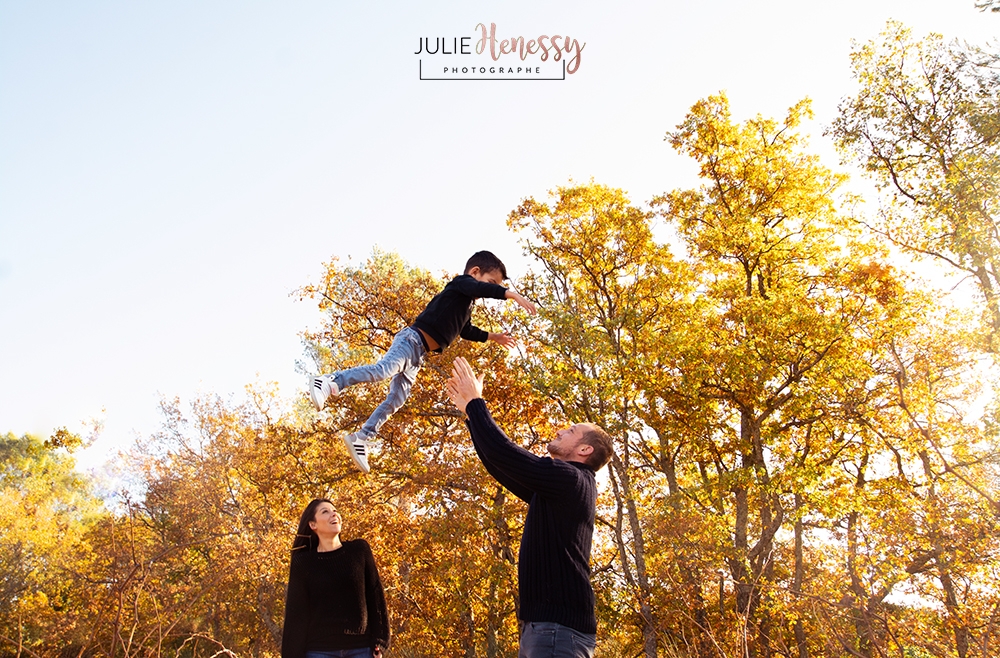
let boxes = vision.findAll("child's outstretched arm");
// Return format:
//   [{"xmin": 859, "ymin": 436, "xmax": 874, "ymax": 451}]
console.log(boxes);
[
  {"xmin": 505, "ymin": 290, "xmax": 537, "ymax": 315},
  {"xmin": 486, "ymin": 290, "xmax": 536, "ymax": 348},
  {"xmin": 487, "ymin": 332, "xmax": 516, "ymax": 348}
]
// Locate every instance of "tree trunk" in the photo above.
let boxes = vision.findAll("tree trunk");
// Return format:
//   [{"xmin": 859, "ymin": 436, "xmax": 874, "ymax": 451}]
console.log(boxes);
[
  {"xmin": 731, "ymin": 409, "xmax": 781, "ymax": 658},
  {"xmin": 939, "ymin": 570, "xmax": 970, "ymax": 658},
  {"xmin": 609, "ymin": 453, "xmax": 658, "ymax": 657},
  {"xmin": 847, "ymin": 451, "xmax": 873, "ymax": 657},
  {"xmin": 793, "ymin": 494, "xmax": 808, "ymax": 658},
  {"xmin": 486, "ymin": 578, "xmax": 500, "ymax": 658},
  {"xmin": 919, "ymin": 449, "xmax": 971, "ymax": 658},
  {"xmin": 846, "ymin": 508, "xmax": 872, "ymax": 658}
]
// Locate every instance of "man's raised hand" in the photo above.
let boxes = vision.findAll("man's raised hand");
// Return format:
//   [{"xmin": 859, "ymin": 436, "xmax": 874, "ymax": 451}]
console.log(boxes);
[{"xmin": 446, "ymin": 357, "xmax": 485, "ymax": 414}]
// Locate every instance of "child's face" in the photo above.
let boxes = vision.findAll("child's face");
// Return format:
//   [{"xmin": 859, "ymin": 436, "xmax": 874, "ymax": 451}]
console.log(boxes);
[{"xmin": 469, "ymin": 267, "xmax": 504, "ymax": 286}]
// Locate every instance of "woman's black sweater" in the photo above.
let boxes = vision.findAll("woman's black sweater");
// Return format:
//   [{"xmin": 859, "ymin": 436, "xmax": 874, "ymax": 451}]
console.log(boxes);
[{"xmin": 281, "ymin": 539, "xmax": 390, "ymax": 657}]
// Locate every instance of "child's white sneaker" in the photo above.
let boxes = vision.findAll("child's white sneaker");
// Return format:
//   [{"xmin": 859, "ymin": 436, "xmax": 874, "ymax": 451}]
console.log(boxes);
[
  {"xmin": 342, "ymin": 432, "xmax": 371, "ymax": 473},
  {"xmin": 309, "ymin": 375, "xmax": 339, "ymax": 411}
]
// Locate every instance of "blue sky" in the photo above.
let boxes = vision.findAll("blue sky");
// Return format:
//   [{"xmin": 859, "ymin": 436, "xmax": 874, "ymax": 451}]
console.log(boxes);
[{"xmin": 1, "ymin": 1, "xmax": 995, "ymax": 472}]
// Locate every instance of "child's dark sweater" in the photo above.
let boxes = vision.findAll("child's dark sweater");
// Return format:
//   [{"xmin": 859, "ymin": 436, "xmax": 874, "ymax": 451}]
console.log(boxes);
[
  {"xmin": 281, "ymin": 539, "xmax": 390, "ymax": 658},
  {"xmin": 411, "ymin": 274, "xmax": 508, "ymax": 351},
  {"xmin": 464, "ymin": 398, "xmax": 599, "ymax": 635}
]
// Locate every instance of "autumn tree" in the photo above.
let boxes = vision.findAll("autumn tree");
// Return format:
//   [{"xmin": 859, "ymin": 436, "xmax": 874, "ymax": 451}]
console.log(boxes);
[
  {"xmin": 863, "ymin": 314, "xmax": 1000, "ymax": 658},
  {"xmin": 0, "ymin": 430, "xmax": 105, "ymax": 656},
  {"xmin": 505, "ymin": 94, "xmax": 923, "ymax": 657},
  {"xmin": 40, "ymin": 392, "xmax": 335, "ymax": 658},
  {"xmin": 654, "ymin": 93, "xmax": 926, "ymax": 657},
  {"xmin": 509, "ymin": 182, "xmax": 692, "ymax": 658},
  {"xmin": 832, "ymin": 23, "xmax": 1000, "ymax": 655},
  {"xmin": 655, "ymin": 94, "xmax": 998, "ymax": 657},
  {"xmin": 832, "ymin": 22, "xmax": 1000, "ymax": 344}
]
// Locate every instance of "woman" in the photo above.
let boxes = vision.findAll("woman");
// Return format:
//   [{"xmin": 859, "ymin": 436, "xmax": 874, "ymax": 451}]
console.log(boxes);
[{"xmin": 281, "ymin": 498, "xmax": 390, "ymax": 658}]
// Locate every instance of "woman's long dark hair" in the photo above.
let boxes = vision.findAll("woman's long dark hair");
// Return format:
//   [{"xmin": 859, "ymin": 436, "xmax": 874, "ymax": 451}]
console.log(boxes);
[{"xmin": 292, "ymin": 498, "xmax": 334, "ymax": 551}]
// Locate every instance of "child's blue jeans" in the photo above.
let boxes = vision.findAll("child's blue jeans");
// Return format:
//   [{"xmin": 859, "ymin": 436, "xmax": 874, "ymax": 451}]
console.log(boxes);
[{"xmin": 332, "ymin": 326, "xmax": 427, "ymax": 438}]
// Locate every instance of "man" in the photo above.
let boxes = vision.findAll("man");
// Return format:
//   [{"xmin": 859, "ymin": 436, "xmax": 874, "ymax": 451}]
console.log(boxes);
[{"xmin": 446, "ymin": 357, "xmax": 613, "ymax": 658}]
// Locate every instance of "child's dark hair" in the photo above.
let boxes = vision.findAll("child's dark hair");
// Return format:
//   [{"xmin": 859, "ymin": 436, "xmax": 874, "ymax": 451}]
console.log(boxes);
[{"xmin": 465, "ymin": 251, "xmax": 507, "ymax": 280}]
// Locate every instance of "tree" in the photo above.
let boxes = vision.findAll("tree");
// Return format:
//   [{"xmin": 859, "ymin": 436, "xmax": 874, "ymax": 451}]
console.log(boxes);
[
  {"xmin": 0, "ymin": 430, "xmax": 105, "ymax": 656},
  {"xmin": 655, "ymin": 93, "xmax": 928, "ymax": 658},
  {"xmin": 832, "ymin": 22, "xmax": 1000, "ymax": 344},
  {"xmin": 509, "ymin": 182, "xmax": 691, "ymax": 658}
]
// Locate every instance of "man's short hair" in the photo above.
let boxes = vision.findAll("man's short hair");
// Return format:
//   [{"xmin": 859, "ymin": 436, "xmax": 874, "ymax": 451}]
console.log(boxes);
[
  {"xmin": 581, "ymin": 425, "xmax": 613, "ymax": 471},
  {"xmin": 465, "ymin": 251, "xmax": 507, "ymax": 280}
]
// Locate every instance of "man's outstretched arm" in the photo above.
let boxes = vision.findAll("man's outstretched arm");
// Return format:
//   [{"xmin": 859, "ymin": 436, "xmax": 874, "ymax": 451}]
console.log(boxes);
[
  {"xmin": 464, "ymin": 401, "xmax": 535, "ymax": 503},
  {"xmin": 448, "ymin": 357, "xmax": 572, "ymax": 503}
]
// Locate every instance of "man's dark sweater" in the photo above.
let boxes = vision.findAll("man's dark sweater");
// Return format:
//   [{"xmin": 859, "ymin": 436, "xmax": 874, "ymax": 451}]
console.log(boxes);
[
  {"xmin": 464, "ymin": 398, "xmax": 598, "ymax": 635},
  {"xmin": 411, "ymin": 274, "xmax": 508, "ymax": 351},
  {"xmin": 281, "ymin": 539, "xmax": 390, "ymax": 658}
]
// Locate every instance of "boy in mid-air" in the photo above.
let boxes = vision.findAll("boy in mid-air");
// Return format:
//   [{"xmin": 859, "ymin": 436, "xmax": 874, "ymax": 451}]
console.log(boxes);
[{"xmin": 310, "ymin": 251, "xmax": 536, "ymax": 473}]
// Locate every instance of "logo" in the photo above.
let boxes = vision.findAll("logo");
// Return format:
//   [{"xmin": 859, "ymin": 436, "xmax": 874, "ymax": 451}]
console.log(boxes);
[{"xmin": 415, "ymin": 22, "xmax": 586, "ymax": 81}]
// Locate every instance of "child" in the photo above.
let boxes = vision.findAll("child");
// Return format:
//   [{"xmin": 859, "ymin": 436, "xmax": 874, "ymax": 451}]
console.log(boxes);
[{"xmin": 310, "ymin": 251, "xmax": 537, "ymax": 473}]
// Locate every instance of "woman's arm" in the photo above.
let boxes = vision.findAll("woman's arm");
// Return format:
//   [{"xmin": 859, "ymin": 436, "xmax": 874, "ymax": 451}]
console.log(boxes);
[{"xmin": 362, "ymin": 541, "xmax": 391, "ymax": 654}]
